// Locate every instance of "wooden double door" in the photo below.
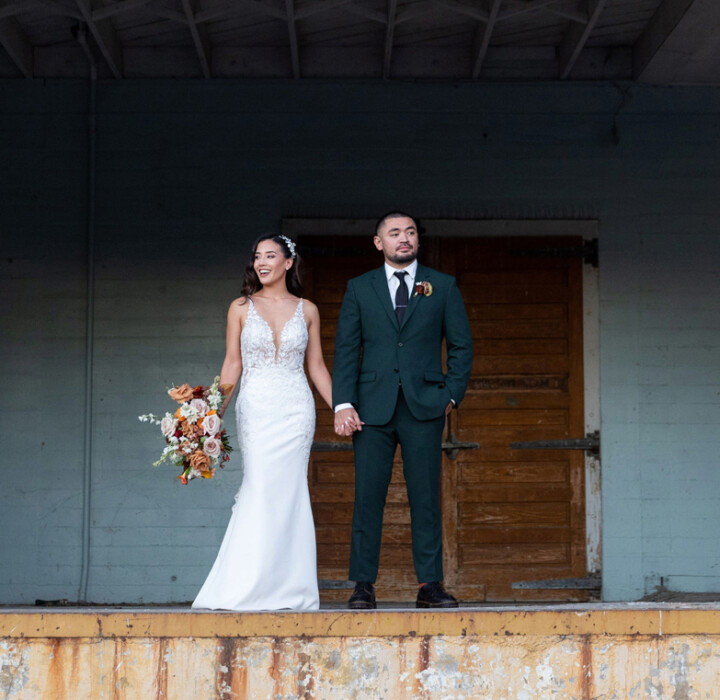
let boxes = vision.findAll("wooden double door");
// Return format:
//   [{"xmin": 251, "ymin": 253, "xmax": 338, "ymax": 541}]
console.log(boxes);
[{"xmin": 300, "ymin": 234, "xmax": 587, "ymax": 603}]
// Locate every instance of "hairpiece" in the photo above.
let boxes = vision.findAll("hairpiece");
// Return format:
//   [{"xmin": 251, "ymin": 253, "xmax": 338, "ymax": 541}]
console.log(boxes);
[{"xmin": 279, "ymin": 235, "xmax": 296, "ymax": 259}]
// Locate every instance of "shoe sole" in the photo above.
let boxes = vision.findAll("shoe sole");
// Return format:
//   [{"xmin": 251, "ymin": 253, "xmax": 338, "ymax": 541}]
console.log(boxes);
[
  {"xmin": 348, "ymin": 603, "xmax": 377, "ymax": 610},
  {"xmin": 416, "ymin": 601, "xmax": 459, "ymax": 608}
]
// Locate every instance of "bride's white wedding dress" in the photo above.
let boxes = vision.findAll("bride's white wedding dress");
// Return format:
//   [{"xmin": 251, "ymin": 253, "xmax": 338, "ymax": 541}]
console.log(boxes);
[{"xmin": 192, "ymin": 298, "xmax": 319, "ymax": 611}]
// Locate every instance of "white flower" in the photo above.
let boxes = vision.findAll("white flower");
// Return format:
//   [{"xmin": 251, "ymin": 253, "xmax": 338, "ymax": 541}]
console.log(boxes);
[
  {"xmin": 190, "ymin": 398, "xmax": 208, "ymax": 416},
  {"xmin": 160, "ymin": 413, "xmax": 178, "ymax": 438},
  {"xmin": 179, "ymin": 403, "xmax": 199, "ymax": 424},
  {"xmin": 203, "ymin": 436, "xmax": 222, "ymax": 459},
  {"xmin": 203, "ymin": 413, "xmax": 221, "ymax": 437}
]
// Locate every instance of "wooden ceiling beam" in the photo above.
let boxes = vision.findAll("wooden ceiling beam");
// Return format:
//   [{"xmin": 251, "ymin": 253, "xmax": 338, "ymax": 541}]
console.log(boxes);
[
  {"xmin": 544, "ymin": 5, "xmax": 587, "ymax": 24},
  {"xmin": 558, "ymin": 0, "xmax": 606, "ymax": 79},
  {"xmin": 632, "ymin": 0, "xmax": 694, "ymax": 80},
  {"xmin": 74, "ymin": 0, "xmax": 123, "ymax": 78},
  {"xmin": 180, "ymin": 0, "xmax": 210, "ymax": 78},
  {"xmin": 0, "ymin": 2, "xmax": 32, "ymax": 77},
  {"xmin": 382, "ymin": 0, "xmax": 397, "ymax": 80},
  {"xmin": 471, "ymin": 0, "xmax": 501, "ymax": 79},
  {"xmin": 285, "ymin": 0, "xmax": 300, "ymax": 78}
]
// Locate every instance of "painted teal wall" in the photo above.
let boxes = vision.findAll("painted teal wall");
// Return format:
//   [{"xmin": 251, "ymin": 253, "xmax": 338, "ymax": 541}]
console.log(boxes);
[{"xmin": 1, "ymin": 80, "xmax": 719, "ymax": 603}]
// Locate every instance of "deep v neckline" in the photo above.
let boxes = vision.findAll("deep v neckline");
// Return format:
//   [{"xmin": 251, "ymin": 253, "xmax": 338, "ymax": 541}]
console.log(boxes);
[{"xmin": 249, "ymin": 297, "xmax": 303, "ymax": 359}]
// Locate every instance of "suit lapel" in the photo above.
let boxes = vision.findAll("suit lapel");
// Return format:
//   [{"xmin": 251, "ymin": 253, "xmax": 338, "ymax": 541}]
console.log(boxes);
[
  {"xmin": 400, "ymin": 264, "xmax": 429, "ymax": 328},
  {"xmin": 370, "ymin": 267, "xmax": 399, "ymax": 329}
]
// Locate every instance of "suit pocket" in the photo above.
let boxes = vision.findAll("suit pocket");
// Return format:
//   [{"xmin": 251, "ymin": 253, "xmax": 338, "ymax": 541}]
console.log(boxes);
[
  {"xmin": 358, "ymin": 371, "xmax": 377, "ymax": 383},
  {"xmin": 424, "ymin": 371, "xmax": 446, "ymax": 386}
]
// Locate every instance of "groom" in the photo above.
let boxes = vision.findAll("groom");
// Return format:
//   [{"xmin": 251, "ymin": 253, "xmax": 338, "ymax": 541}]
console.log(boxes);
[{"xmin": 333, "ymin": 212, "xmax": 473, "ymax": 609}]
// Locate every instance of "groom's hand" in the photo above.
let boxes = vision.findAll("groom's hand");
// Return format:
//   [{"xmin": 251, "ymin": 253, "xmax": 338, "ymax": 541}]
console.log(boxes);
[{"xmin": 334, "ymin": 407, "xmax": 363, "ymax": 436}]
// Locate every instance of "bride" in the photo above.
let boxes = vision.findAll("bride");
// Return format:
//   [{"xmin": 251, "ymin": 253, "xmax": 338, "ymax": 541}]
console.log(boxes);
[{"xmin": 192, "ymin": 234, "xmax": 333, "ymax": 611}]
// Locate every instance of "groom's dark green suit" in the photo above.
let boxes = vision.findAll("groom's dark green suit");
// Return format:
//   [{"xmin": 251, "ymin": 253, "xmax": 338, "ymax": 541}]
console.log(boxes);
[{"xmin": 333, "ymin": 262, "xmax": 473, "ymax": 583}]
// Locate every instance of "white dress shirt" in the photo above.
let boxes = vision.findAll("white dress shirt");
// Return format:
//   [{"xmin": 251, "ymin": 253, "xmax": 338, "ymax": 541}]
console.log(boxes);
[{"xmin": 334, "ymin": 260, "xmax": 418, "ymax": 413}]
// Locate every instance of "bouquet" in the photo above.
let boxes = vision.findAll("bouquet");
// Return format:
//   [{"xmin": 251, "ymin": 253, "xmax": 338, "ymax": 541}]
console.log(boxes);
[{"xmin": 139, "ymin": 376, "xmax": 233, "ymax": 484}]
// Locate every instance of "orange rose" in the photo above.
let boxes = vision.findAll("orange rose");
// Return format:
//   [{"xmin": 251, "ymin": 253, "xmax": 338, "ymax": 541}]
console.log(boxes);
[
  {"xmin": 189, "ymin": 450, "xmax": 211, "ymax": 472},
  {"xmin": 181, "ymin": 421, "xmax": 196, "ymax": 438},
  {"xmin": 168, "ymin": 383, "xmax": 194, "ymax": 403}
]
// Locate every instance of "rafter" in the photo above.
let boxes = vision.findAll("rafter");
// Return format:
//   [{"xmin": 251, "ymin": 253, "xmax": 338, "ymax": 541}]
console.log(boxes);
[
  {"xmin": 471, "ymin": 0, "xmax": 501, "ymax": 80},
  {"xmin": 633, "ymin": 0, "xmax": 695, "ymax": 81},
  {"xmin": 180, "ymin": 0, "xmax": 210, "ymax": 77},
  {"xmin": 382, "ymin": 0, "xmax": 397, "ymax": 80},
  {"xmin": 558, "ymin": 0, "xmax": 606, "ymax": 79},
  {"xmin": 285, "ymin": 0, "xmax": 299, "ymax": 78},
  {"xmin": 0, "ymin": 2, "xmax": 32, "ymax": 78},
  {"xmin": 74, "ymin": 0, "xmax": 123, "ymax": 77}
]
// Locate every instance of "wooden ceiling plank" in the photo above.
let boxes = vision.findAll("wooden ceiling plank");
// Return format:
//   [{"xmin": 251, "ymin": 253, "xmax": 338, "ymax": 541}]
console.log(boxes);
[
  {"xmin": 0, "ymin": 3, "xmax": 32, "ymax": 77},
  {"xmin": 544, "ymin": 6, "xmax": 587, "ymax": 24},
  {"xmin": 74, "ymin": 0, "xmax": 123, "ymax": 78},
  {"xmin": 93, "ymin": 0, "xmax": 152, "ymax": 21},
  {"xmin": 434, "ymin": 0, "xmax": 489, "ymax": 23},
  {"xmin": 382, "ymin": 0, "xmax": 397, "ymax": 80},
  {"xmin": 344, "ymin": 3, "xmax": 386, "ymax": 25},
  {"xmin": 180, "ymin": 0, "xmax": 210, "ymax": 78},
  {"xmin": 395, "ymin": 2, "xmax": 433, "ymax": 25},
  {"xmin": 295, "ymin": 0, "xmax": 354, "ymax": 21},
  {"xmin": 632, "ymin": 0, "xmax": 694, "ymax": 80},
  {"xmin": 471, "ymin": 0, "xmax": 501, "ymax": 80},
  {"xmin": 498, "ymin": 0, "xmax": 563, "ymax": 22},
  {"xmin": 195, "ymin": 0, "xmax": 286, "ymax": 24},
  {"xmin": 558, "ymin": 0, "xmax": 607, "ymax": 79},
  {"xmin": 285, "ymin": 0, "xmax": 299, "ymax": 78}
]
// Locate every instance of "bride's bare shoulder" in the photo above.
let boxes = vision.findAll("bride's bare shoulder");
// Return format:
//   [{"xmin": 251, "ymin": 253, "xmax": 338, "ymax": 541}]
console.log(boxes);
[{"xmin": 228, "ymin": 296, "xmax": 250, "ymax": 319}]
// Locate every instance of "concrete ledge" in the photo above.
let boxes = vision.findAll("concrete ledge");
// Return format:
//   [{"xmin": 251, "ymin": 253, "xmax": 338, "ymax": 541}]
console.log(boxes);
[
  {"xmin": 3, "ymin": 605, "xmax": 720, "ymax": 699},
  {"xmin": 3, "ymin": 603, "xmax": 720, "ymax": 638}
]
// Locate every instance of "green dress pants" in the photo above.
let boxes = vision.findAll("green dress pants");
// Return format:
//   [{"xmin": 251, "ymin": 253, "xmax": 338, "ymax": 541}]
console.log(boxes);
[{"xmin": 349, "ymin": 389, "xmax": 446, "ymax": 583}]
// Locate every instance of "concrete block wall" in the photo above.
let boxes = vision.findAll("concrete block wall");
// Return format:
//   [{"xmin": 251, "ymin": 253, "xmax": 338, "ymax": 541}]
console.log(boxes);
[{"xmin": 1, "ymin": 80, "xmax": 719, "ymax": 603}]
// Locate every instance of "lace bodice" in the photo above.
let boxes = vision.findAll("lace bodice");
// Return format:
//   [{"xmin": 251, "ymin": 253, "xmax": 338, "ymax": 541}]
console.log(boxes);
[{"xmin": 241, "ymin": 298, "xmax": 307, "ymax": 372}]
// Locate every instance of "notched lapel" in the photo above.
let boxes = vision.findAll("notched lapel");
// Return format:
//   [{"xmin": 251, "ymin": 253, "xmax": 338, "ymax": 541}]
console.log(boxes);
[{"xmin": 370, "ymin": 268, "xmax": 399, "ymax": 329}]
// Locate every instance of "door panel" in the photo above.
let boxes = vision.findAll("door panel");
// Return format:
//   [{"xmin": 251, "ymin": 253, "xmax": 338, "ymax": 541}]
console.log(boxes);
[{"xmin": 300, "ymin": 233, "xmax": 587, "ymax": 602}]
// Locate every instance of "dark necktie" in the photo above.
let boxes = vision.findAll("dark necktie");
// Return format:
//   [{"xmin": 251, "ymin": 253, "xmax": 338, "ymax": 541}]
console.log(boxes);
[{"xmin": 394, "ymin": 270, "xmax": 408, "ymax": 325}]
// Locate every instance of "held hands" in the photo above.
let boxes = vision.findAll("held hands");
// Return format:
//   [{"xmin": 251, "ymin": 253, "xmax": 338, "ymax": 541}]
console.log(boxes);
[{"xmin": 334, "ymin": 407, "xmax": 364, "ymax": 436}]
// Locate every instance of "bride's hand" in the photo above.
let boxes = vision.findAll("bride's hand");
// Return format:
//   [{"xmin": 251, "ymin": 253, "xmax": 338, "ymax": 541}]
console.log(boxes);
[{"xmin": 334, "ymin": 407, "xmax": 363, "ymax": 436}]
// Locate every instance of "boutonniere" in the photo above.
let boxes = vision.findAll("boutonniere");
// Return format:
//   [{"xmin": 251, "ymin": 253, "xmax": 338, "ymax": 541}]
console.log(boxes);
[{"xmin": 413, "ymin": 281, "xmax": 433, "ymax": 297}]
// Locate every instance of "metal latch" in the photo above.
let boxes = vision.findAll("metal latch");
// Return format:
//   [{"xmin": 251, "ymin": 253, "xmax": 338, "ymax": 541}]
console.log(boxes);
[
  {"xmin": 510, "ymin": 430, "xmax": 600, "ymax": 458},
  {"xmin": 312, "ymin": 433, "xmax": 480, "ymax": 460}
]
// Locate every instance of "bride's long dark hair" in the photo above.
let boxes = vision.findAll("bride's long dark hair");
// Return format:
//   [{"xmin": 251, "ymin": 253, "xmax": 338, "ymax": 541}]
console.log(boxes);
[{"xmin": 240, "ymin": 234, "xmax": 303, "ymax": 300}]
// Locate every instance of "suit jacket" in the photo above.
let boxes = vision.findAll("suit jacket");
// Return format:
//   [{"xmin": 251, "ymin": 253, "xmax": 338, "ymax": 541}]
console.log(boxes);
[{"xmin": 332, "ymin": 263, "xmax": 473, "ymax": 425}]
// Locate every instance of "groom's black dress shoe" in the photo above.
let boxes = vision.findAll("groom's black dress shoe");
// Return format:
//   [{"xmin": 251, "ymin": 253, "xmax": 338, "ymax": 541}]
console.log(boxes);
[
  {"xmin": 348, "ymin": 581, "xmax": 376, "ymax": 609},
  {"xmin": 416, "ymin": 582, "xmax": 459, "ymax": 608}
]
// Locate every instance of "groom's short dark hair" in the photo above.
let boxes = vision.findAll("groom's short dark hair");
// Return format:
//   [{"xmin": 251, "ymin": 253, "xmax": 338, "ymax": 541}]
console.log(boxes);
[{"xmin": 375, "ymin": 211, "xmax": 418, "ymax": 236}]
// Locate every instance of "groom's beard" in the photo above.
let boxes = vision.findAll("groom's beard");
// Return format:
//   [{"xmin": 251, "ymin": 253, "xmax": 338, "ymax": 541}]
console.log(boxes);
[{"xmin": 386, "ymin": 249, "xmax": 417, "ymax": 265}]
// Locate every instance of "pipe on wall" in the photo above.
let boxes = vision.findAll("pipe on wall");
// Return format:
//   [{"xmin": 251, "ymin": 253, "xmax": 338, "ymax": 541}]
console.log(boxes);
[{"xmin": 76, "ymin": 24, "xmax": 97, "ymax": 603}]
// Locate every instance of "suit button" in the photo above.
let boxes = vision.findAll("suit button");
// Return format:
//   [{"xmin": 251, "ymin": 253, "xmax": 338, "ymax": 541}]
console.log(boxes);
[{"xmin": 398, "ymin": 342, "xmax": 403, "ymax": 347}]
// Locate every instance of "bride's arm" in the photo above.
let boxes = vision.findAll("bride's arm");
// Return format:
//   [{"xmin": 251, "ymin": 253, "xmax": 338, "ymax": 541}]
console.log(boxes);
[
  {"xmin": 218, "ymin": 299, "xmax": 244, "ymax": 417},
  {"xmin": 304, "ymin": 301, "xmax": 333, "ymax": 409}
]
